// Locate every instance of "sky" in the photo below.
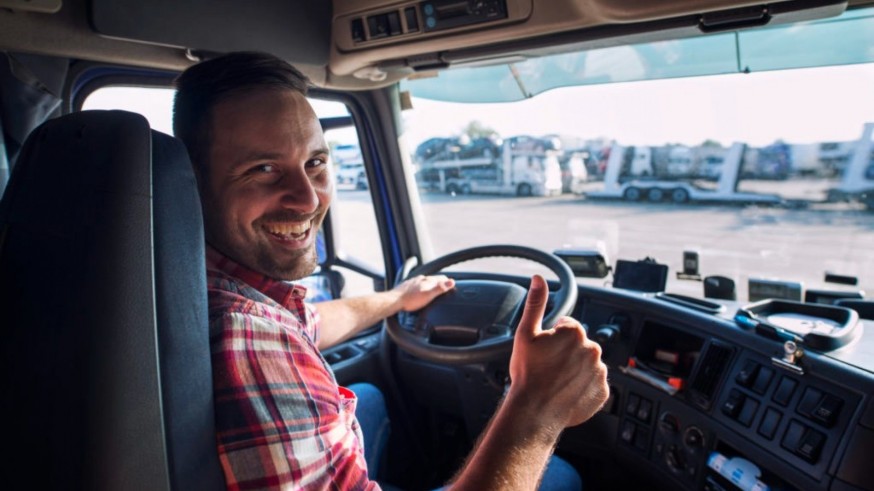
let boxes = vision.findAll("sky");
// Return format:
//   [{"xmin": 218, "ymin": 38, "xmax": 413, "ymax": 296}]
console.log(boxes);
[
  {"xmin": 400, "ymin": 63, "xmax": 874, "ymax": 148},
  {"xmin": 84, "ymin": 62, "xmax": 874, "ymax": 150}
]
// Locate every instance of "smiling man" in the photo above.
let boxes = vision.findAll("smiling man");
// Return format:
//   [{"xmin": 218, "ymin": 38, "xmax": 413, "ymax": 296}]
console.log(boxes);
[{"xmin": 173, "ymin": 51, "xmax": 608, "ymax": 491}]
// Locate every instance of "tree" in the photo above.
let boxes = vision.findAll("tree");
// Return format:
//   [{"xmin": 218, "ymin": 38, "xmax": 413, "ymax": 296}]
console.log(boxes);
[{"xmin": 462, "ymin": 120, "xmax": 499, "ymax": 140}]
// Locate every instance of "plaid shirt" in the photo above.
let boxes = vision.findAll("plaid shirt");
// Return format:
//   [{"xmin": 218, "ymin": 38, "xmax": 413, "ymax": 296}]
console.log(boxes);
[{"xmin": 206, "ymin": 247, "xmax": 378, "ymax": 490}]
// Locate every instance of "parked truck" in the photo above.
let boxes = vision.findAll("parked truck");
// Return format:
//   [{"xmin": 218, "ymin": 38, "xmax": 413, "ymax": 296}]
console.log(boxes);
[{"xmin": 416, "ymin": 137, "xmax": 563, "ymax": 197}]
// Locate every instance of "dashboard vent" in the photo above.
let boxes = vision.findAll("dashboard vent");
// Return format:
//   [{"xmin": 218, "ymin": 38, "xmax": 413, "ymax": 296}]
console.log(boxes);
[{"xmin": 689, "ymin": 341, "xmax": 735, "ymax": 409}]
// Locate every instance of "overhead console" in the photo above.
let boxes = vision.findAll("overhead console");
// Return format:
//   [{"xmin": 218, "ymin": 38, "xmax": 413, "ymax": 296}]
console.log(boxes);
[{"xmin": 338, "ymin": 0, "xmax": 522, "ymax": 49}]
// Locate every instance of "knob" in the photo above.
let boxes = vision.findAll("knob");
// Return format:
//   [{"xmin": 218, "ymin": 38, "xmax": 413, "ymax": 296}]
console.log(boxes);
[
  {"xmin": 593, "ymin": 315, "xmax": 628, "ymax": 356},
  {"xmin": 665, "ymin": 444, "xmax": 686, "ymax": 473},
  {"xmin": 683, "ymin": 426, "xmax": 705, "ymax": 450},
  {"xmin": 593, "ymin": 324, "xmax": 620, "ymax": 349}
]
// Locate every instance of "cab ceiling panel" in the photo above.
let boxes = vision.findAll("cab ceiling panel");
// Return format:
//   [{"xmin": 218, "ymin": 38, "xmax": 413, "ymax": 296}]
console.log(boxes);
[
  {"xmin": 328, "ymin": 0, "xmax": 847, "ymax": 79},
  {"xmin": 89, "ymin": 0, "xmax": 332, "ymax": 65}
]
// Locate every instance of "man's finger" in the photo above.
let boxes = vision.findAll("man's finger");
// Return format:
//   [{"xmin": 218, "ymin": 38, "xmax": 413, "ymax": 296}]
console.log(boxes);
[
  {"xmin": 516, "ymin": 275, "xmax": 549, "ymax": 340},
  {"xmin": 431, "ymin": 274, "xmax": 454, "ymax": 288}
]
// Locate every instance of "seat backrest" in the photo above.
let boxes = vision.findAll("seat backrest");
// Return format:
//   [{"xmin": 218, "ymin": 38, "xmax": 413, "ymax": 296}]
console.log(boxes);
[{"xmin": 0, "ymin": 110, "xmax": 224, "ymax": 490}]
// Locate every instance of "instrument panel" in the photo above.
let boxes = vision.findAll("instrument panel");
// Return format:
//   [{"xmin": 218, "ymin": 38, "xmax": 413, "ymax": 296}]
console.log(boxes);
[{"xmin": 567, "ymin": 285, "xmax": 874, "ymax": 491}]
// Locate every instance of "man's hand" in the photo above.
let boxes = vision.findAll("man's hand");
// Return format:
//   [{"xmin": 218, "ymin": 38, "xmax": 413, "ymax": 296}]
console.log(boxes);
[
  {"xmin": 393, "ymin": 274, "xmax": 455, "ymax": 312},
  {"xmin": 316, "ymin": 274, "xmax": 454, "ymax": 350},
  {"xmin": 507, "ymin": 274, "xmax": 609, "ymax": 431},
  {"xmin": 447, "ymin": 275, "xmax": 608, "ymax": 490}
]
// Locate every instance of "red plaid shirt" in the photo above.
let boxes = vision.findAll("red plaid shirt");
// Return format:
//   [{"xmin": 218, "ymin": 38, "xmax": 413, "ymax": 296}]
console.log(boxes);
[{"xmin": 206, "ymin": 247, "xmax": 378, "ymax": 490}]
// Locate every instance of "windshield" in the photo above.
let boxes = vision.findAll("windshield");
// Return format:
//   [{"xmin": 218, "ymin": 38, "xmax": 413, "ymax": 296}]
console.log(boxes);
[{"xmin": 401, "ymin": 6, "xmax": 874, "ymax": 302}]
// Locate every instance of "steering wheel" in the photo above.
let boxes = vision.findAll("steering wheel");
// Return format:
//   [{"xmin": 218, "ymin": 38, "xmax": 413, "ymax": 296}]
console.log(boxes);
[{"xmin": 385, "ymin": 245, "xmax": 577, "ymax": 364}]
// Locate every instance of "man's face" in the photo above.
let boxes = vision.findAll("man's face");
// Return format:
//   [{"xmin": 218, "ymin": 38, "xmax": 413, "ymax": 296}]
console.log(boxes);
[{"xmin": 200, "ymin": 88, "xmax": 333, "ymax": 280}]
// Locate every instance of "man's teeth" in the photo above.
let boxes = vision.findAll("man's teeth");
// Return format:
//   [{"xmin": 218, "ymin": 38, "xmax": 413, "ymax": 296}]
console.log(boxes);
[{"xmin": 265, "ymin": 221, "xmax": 311, "ymax": 238}]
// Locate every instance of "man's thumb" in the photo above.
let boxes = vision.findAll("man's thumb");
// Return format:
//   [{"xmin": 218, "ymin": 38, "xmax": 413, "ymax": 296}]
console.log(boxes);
[{"xmin": 516, "ymin": 275, "xmax": 549, "ymax": 340}]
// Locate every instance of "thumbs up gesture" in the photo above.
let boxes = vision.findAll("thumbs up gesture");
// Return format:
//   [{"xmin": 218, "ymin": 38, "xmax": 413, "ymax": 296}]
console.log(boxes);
[{"xmin": 508, "ymin": 275, "xmax": 610, "ymax": 430}]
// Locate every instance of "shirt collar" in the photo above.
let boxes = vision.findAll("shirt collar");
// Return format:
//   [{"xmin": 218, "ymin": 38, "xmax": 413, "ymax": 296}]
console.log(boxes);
[{"xmin": 205, "ymin": 245, "xmax": 308, "ymax": 308}]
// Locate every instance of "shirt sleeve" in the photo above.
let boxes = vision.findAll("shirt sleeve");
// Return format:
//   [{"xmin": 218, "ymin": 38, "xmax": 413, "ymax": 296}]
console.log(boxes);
[
  {"xmin": 210, "ymin": 311, "xmax": 378, "ymax": 491},
  {"xmin": 304, "ymin": 302, "xmax": 321, "ymax": 347}
]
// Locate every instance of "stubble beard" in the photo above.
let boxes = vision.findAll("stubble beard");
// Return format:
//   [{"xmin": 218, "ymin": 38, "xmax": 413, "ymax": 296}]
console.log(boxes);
[{"xmin": 256, "ymin": 243, "xmax": 318, "ymax": 281}]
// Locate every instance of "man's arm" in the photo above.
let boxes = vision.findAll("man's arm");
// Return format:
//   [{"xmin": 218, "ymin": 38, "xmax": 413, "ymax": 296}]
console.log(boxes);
[
  {"xmin": 449, "ymin": 275, "xmax": 609, "ymax": 490},
  {"xmin": 315, "ymin": 274, "xmax": 455, "ymax": 350}
]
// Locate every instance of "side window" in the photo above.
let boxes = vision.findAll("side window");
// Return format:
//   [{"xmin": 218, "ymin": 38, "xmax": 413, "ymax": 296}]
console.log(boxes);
[
  {"xmin": 309, "ymin": 99, "xmax": 383, "ymax": 299},
  {"xmin": 83, "ymin": 86, "xmax": 383, "ymax": 300}
]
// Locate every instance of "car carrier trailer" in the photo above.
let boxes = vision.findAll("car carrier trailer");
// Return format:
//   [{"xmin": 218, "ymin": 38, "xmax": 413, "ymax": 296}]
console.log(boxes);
[
  {"xmin": 585, "ymin": 142, "xmax": 783, "ymax": 205},
  {"xmin": 417, "ymin": 139, "xmax": 563, "ymax": 197},
  {"xmin": 827, "ymin": 122, "xmax": 874, "ymax": 210}
]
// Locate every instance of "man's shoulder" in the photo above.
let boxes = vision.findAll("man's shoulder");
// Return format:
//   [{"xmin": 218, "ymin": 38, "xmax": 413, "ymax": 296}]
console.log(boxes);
[
  {"xmin": 206, "ymin": 268, "xmax": 318, "ymax": 333},
  {"xmin": 207, "ymin": 268, "xmax": 264, "ymax": 316}
]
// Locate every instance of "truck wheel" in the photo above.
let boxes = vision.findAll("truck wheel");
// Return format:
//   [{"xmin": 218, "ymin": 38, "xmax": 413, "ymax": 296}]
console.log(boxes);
[
  {"xmin": 647, "ymin": 188, "xmax": 665, "ymax": 202},
  {"xmin": 446, "ymin": 183, "xmax": 459, "ymax": 195},
  {"xmin": 517, "ymin": 183, "xmax": 533, "ymax": 197},
  {"xmin": 460, "ymin": 183, "xmax": 472, "ymax": 195},
  {"xmin": 623, "ymin": 186, "xmax": 642, "ymax": 201},
  {"xmin": 670, "ymin": 188, "xmax": 690, "ymax": 203}
]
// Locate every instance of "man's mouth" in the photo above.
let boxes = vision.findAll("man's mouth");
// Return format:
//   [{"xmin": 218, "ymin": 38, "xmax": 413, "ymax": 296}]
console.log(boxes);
[{"xmin": 262, "ymin": 220, "xmax": 312, "ymax": 242}]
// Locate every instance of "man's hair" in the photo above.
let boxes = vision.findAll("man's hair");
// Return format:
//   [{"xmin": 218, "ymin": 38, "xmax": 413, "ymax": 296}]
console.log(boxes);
[{"xmin": 173, "ymin": 51, "xmax": 310, "ymax": 174}]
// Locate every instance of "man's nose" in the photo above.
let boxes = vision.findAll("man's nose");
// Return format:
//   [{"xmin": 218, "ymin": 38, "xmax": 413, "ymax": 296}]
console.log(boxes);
[{"xmin": 278, "ymin": 170, "xmax": 319, "ymax": 213}]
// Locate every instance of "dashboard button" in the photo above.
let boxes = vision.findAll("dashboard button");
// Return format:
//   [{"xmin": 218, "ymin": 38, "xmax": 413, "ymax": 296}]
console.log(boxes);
[
  {"xmin": 797, "ymin": 387, "xmax": 823, "ymax": 418},
  {"xmin": 626, "ymin": 393, "xmax": 640, "ymax": 416},
  {"xmin": 738, "ymin": 397, "xmax": 760, "ymax": 427},
  {"xmin": 404, "ymin": 7, "xmax": 419, "ymax": 32},
  {"xmin": 758, "ymin": 407, "xmax": 782, "ymax": 440},
  {"xmin": 621, "ymin": 420, "xmax": 636, "ymax": 443},
  {"xmin": 797, "ymin": 428, "xmax": 826, "ymax": 463},
  {"xmin": 781, "ymin": 420, "xmax": 807, "ymax": 453},
  {"xmin": 637, "ymin": 398, "xmax": 653, "ymax": 423},
  {"xmin": 351, "ymin": 18, "xmax": 365, "ymax": 42},
  {"xmin": 722, "ymin": 389, "xmax": 744, "ymax": 419},
  {"xmin": 386, "ymin": 11, "xmax": 402, "ymax": 36},
  {"xmin": 811, "ymin": 394, "xmax": 843, "ymax": 428},
  {"xmin": 367, "ymin": 14, "xmax": 390, "ymax": 39},
  {"xmin": 751, "ymin": 367, "xmax": 774, "ymax": 395},
  {"xmin": 736, "ymin": 359, "xmax": 759, "ymax": 387},
  {"xmin": 773, "ymin": 376, "xmax": 797, "ymax": 406}
]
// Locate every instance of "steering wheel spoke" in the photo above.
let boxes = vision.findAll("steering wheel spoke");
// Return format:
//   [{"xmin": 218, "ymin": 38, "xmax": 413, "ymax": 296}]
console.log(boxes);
[{"xmin": 386, "ymin": 245, "xmax": 577, "ymax": 364}]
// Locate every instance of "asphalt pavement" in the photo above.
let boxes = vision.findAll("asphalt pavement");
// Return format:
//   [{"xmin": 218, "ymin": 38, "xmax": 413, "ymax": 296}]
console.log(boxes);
[{"xmin": 332, "ymin": 182, "xmax": 874, "ymax": 303}]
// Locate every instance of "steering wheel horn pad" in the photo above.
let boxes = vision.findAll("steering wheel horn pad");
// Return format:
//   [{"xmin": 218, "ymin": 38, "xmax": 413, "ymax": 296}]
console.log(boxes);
[{"xmin": 386, "ymin": 245, "xmax": 577, "ymax": 364}]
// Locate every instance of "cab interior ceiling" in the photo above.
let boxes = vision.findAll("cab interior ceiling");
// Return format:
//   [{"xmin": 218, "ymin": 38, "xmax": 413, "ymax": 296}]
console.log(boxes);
[{"xmin": 0, "ymin": 0, "xmax": 871, "ymax": 91}]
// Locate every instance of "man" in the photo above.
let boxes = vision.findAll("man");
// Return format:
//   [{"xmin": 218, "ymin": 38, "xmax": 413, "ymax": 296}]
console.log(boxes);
[{"xmin": 173, "ymin": 51, "xmax": 609, "ymax": 490}]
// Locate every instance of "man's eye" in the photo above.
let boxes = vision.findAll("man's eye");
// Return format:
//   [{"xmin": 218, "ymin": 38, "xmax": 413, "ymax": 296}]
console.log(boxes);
[
  {"xmin": 306, "ymin": 158, "xmax": 328, "ymax": 169},
  {"xmin": 250, "ymin": 164, "xmax": 277, "ymax": 174}
]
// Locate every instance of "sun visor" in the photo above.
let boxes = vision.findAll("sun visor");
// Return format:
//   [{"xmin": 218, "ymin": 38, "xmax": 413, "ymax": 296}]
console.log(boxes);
[{"xmin": 89, "ymin": 0, "xmax": 332, "ymax": 65}]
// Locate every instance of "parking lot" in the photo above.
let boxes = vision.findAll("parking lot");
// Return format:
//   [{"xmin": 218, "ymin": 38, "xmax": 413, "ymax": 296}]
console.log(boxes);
[{"xmin": 333, "ymin": 182, "xmax": 874, "ymax": 303}]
